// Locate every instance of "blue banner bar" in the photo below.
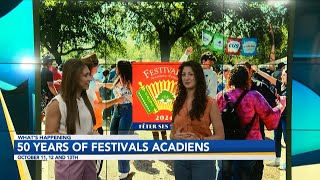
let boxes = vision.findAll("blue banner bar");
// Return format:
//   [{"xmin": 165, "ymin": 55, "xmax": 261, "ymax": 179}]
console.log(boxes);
[
  {"xmin": 14, "ymin": 140, "xmax": 274, "ymax": 155},
  {"xmin": 132, "ymin": 123, "xmax": 171, "ymax": 130}
]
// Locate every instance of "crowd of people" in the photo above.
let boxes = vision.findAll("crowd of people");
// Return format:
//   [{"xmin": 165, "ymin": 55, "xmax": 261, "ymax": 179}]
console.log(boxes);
[
  {"xmin": 40, "ymin": 47, "xmax": 287, "ymax": 179},
  {"xmin": 178, "ymin": 48, "xmax": 287, "ymax": 180}
]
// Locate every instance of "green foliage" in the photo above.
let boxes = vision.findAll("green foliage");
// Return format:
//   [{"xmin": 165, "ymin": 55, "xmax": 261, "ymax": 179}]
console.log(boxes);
[
  {"xmin": 125, "ymin": 1, "xmax": 224, "ymax": 62},
  {"xmin": 40, "ymin": 1, "xmax": 289, "ymax": 66},
  {"xmin": 40, "ymin": 0, "xmax": 125, "ymax": 64}
]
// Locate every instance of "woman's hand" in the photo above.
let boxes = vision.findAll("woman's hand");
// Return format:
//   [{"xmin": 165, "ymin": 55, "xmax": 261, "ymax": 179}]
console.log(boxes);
[
  {"xmin": 54, "ymin": 79, "xmax": 61, "ymax": 85},
  {"xmin": 91, "ymin": 128, "xmax": 100, "ymax": 135},
  {"xmin": 251, "ymin": 65, "xmax": 258, "ymax": 72},
  {"xmin": 117, "ymin": 96, "xmax": 126, "ymax": 104},
  {"xmin": 172, "ymin": 132, "xmax": 192, "ymax": 140},
  {"xmin": 185, "ymin": 47, "xmax": 193, "ymax": 56},
  {"xmin": 279, "ymin": 96, "xmax": 286, "ymax": 112},
  {"xmin": 184, "ymin": 132, "xmax": 201, "ymax": 140},
  {"xmin": 276, "ymin": 95, "xmax": 286, "ymax": 113},
  {"xmin": 172, "ymin": 132, "xmax": 200, "ymax": 140}
]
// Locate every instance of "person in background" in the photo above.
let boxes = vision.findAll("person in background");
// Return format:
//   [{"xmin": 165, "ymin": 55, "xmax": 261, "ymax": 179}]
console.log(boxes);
[
  {"xmin": 104, "ymin": 60, "xmax": 133, "ymax": 179},
  {"xmin": 215, "ymin": 65, "xmax": 286, "ymax": 180},
  {"xmin": 171, "ymin": 61, "xmax": 224, "ymax": 180},
  {"xmin": 253, "ymin": 65, "xmax": 287, "ymax": 170},
  {"xmin": 50, "ymin": 60, "xmax": 62, "ymax": 92},
  {"xmin": 102, "ymin": 69, "xmax": 110, "ymax": 83},
  {"xmin": 242, "ymin": 62, "xmax": 278, "ymax": 139},
  {"xmin": 45, "ymin": 59, "xmax": 97, "ymax": 180},
  {"xmin": 107, "ymin": 64, "xmax": 117, "ymax": 116},
  {"xmin": 41, "ymin": 54, "xmax": 58, "ymax": 122},
  {"xmin": 100, "ymin": 69, "xmax": 113, "ymax": 122},
  {"xmin": 81, "ymin": 53, "xmax": 104, "ymax": 134},
  {"xmin": 152, "ymin": 130, "xmax": 167, "ymax": 140},
  {"xmin": 217, "ymin": 64, "xmax": 232, "ymax": 94},
  {"xmin": 107, "ymin": 64, "xmax": 117, "ymax": 83},
  {"xmin": 81, "ymin": 53, "xmax": 125, "ymax": 177},
  {"xmin": 272, "ymin": 62, "xmax": 286, "ymax": 81},
  {"xmin": 180, "ymin": 47, "xmax": 218, "ymax": 98}
]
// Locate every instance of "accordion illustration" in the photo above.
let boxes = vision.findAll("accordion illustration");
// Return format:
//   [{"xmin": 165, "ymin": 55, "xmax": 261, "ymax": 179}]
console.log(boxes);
[{"xmin": 136, "ymin": 80, "xmax": 177, "ymax": 114}]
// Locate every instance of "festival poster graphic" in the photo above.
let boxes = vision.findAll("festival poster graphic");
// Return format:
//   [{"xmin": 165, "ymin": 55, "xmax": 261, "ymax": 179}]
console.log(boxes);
[
  {"xmin": 132, "ymin": 62, "xmax": 181, "ymax": 130},
  {"xmin": 210, "ymin": 33, "xmax": 226, "ymax": 53},
  {"xmin": 225, "ymin": 38, "xmax": 242, "ymax": 55},
  {"xmin": 241, "ymin": 38, "xmax": 258, "ymax": 56},
  {"xmin": 202, "ymin": 30, "xmax": 213, "ymax": 48}
]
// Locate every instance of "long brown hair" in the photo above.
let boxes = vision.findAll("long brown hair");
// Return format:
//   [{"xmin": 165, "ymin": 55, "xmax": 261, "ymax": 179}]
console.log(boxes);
[
  {"xmin": 172, "ymin": 61, "xmax": 207, "ymax": 121},
  {"xmin": 60, "ymin": 59, "xmax": 96, "ymax": 134}
]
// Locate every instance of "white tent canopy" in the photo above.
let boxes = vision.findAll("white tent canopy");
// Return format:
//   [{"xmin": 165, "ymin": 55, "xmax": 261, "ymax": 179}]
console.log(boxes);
[
  {"xmin": 260, "ymin": 57, "xmax": 287, "ymax": 66},
  {"xmin": 258, "ymin": 57, "xmax": 287, "ymax": 70}
]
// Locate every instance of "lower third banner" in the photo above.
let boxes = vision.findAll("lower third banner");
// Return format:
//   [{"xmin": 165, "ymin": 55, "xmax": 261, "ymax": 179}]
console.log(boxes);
[{"xmin": 14, "ymin": 135, "xmax": 275, "ymax": 160}]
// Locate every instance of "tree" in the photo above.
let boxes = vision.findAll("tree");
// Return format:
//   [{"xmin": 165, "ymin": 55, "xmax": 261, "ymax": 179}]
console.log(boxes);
[
  {"xmin": 123, "ymin": 1, "xmax": 288, "ymax": 64},
  {"xmin": 156, "ymin": 89, "xmax": 175, "ymax": 104},
  {"xmin": 40, "ymin": 1, "xmax": 124, "ymax": 64},
  {"xmin": 216, "ymin": 2, "xmax": 289, "ymax": 65},
  {"xmin": 126, "ymin": 2, "xmax": 224, "ymax": 62}
]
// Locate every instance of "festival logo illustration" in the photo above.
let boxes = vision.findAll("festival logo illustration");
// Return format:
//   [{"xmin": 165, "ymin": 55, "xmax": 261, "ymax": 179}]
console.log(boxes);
[
  {"xmin": 225, "ymin": 38, "xmax": 242, "ymax": 55},
  {"xmin": 132, "ymin": 62, "xmax": 181, "ymax": 130},
  {"xmin": 241, "ymin": 38, "xmax": 258, "ymax": 56}
]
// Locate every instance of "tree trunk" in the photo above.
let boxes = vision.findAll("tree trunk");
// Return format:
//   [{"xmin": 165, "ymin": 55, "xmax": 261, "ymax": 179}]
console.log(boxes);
[
  {"xmin": 51, "ymin": 50, "xmax": 62, "ymax": 65},
  {"xmin": 159, "ymin": 39, "xmax": 172, "ymax": 62},
  {"xmin": 159, "ymin": 29, "xmax": 172, "ymax": 62},
  {"xmin": 41, "ymin": 43, "xmax": 63, "ymax": 65}
]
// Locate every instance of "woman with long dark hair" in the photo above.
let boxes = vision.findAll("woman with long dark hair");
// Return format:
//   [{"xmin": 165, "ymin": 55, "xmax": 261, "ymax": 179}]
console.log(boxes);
[
  {"xmin": 171, "ymin": 61, "xmax": 224, "ymax": 180},
  {"xmin": 45, "ymin": 59, "xmax": 97, "ymax": 180},
  {"xmin": 104, "ymin": 60, "xmax": 133, "ymax": 179}
]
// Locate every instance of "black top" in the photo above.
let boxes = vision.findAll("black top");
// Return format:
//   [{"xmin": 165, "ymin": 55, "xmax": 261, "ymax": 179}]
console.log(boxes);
[
  {"xmin": 251, "ymin": 77, "xmax": 277, "ymax": 108},
  {"xmin": 41, "ymin": 67, "xmax": 54, "ymax": 95},
  {"xmin": 251, "ymin": 77, "xmax": 278, "ymax": 140}
]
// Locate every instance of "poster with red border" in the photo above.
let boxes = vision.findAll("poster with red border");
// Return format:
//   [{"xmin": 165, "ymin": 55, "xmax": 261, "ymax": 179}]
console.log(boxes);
[
  {"xmin": 225, "ymin": 38, "xmax": 242, "ymax": 55},
  {"xmin": 132, "ymin": 62, "xmax": 181, "ymax": 130}
]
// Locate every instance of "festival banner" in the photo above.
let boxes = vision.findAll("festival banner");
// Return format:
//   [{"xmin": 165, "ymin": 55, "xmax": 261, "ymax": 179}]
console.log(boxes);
[
  {"xmin": 210, "ymin": 33, "xmax": 226, "ymax": 52},
  {"xmin": 202, "ymin": 30, "xmax": 213, "ymax": 48},
  {"xmin": 241, "ymin": 38, "xmax": 258, "ymax": 56},
  {"xmin": 225, "ymin": 38, "xmax": 242, "ymax": 55},
  {"xmin": 132, "ymin": 62, "xmax": 181, "ymax": 130}
]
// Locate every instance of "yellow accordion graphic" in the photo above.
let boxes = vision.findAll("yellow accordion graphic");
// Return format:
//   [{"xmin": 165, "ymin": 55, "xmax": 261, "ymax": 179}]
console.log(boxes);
[{"xmin": 137, "ymin": 80, "xmax": 177, "ymax": 114}]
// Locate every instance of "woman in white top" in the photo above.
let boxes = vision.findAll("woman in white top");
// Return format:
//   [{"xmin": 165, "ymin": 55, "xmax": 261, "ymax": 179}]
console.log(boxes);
[
  {"xmin": 105, "ymin": 60, "xmax": 133, "ymax": 179},
  {"xmin": 45, "ymin": 59, "xmax": 97, "ymax": 180}
]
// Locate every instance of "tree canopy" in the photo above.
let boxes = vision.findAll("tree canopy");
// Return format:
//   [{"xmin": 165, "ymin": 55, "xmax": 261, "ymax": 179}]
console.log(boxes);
[
  {"xmin": 40, "ymin": 1, "xmax": 289, "ymax": 66},
  {"xmin": 40, "ymin": 0, "xmax": 124, "ymax": 65}
]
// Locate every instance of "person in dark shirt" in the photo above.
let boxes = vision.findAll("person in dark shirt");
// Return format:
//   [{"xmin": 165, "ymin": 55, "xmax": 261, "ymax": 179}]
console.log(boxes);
[
  {"xmin": 253, "ymin": 65, "xmax": 287, "ymax": 169},
  {"xmin": 243, "ymin": 62, "xmax": 278, "ymax": 140},
  {"xmin": 41, "ymin": 54, "xmax": 58, "ymax": 122}
]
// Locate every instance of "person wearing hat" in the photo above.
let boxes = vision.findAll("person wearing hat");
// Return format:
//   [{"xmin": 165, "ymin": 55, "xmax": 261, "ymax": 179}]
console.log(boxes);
[
  {"xmin": 200, "ymin": 51, "xmax": 218, "ymax": 98},
  {"xmin": 41, "ymin": 53, "xmax": 58, "ymax": 122},
  {"xmin": 179, "ymin": 47, "xmax": 218, "ymax": 98}
]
